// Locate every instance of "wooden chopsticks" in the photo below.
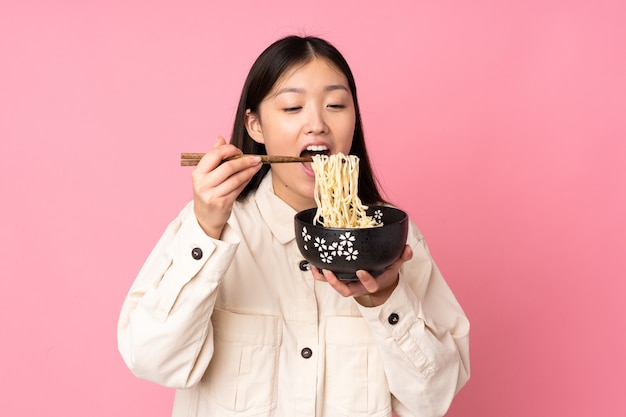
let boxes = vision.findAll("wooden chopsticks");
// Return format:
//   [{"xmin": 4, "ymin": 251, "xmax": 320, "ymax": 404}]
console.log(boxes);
[{"xmin": 180, "ymin": 153, "xmax": 313, "ymax": 166}]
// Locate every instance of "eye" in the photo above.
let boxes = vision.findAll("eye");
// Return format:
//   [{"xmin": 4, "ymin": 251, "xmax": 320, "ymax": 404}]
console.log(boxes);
[
  {"xmin": 327, "ymin": 104, "xmax": 346, "ymax": 109},
  {"xmin": 283, "ymin": 106, "xmax": 302, "ymax": 113}
]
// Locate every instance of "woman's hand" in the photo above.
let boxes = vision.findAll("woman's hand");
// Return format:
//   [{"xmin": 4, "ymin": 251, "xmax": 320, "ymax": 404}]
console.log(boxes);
[
  {"xmin": 192, "ymin": 136, "xmax": 263, "ymax": 239},
  {"xmin": 311, "ymin": 244, "xmax": 413, "ymax": 307}
]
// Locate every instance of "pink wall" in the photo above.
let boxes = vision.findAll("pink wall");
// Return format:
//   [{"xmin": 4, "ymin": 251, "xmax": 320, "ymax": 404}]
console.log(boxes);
[{"xmin": 1, "ymin": 1, "xmax": 624, "ymax": 416}]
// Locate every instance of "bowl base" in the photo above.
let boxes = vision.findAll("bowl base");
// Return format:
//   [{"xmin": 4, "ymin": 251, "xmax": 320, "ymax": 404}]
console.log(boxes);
[
  {"xmin": 335, "ymin": 270, "xmax": 383, "ymax": 281},
  {"xmin": 336, "ymin": 272, "xmax": 358, "ymax": 281}
]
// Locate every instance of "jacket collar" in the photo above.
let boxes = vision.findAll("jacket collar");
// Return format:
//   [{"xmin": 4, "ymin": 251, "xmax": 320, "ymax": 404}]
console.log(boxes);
[{"xmin": 255, "ymin": 172, "xmax": 297, "ymax": 245}]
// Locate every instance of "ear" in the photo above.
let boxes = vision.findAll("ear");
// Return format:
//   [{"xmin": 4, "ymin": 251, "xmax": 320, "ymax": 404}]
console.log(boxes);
[{"xmin": 245, "ymin": 110, "xmax": 265, "ymax": 144}]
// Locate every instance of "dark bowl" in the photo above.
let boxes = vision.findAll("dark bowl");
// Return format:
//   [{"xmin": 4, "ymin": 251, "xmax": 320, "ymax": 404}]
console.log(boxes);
[{"xmin": 294, "ymin": 205, "xmax": 409, "ymax": 281}]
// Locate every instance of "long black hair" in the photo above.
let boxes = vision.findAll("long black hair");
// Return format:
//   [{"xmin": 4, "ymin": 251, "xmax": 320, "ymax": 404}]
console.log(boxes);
[{"xmin": 231, "ymin": 35, "xmax": 386, "ymax": 205}]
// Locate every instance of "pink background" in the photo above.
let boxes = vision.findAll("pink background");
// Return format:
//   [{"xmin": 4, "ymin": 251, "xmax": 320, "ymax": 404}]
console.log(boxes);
[{"xmin": 1, "ymin": 1, "xmax": 625, "ymax": 416}]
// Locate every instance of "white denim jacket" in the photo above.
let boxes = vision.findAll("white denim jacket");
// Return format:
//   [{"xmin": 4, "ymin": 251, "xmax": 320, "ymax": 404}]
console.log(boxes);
[{"xmin": 118, "ymin": 172, "xmax": 470, "ymax": 417}]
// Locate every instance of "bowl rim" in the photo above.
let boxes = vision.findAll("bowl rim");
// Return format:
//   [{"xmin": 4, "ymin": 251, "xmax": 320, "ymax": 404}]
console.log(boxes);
[{"xmin": 294, "ymin": 205, "xmax": 408, "ymax": 231}]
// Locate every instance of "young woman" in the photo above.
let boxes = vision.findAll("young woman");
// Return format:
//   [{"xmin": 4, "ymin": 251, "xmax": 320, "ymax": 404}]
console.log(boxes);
[{"xmin": 118, "ymin": 35, "xmax": 470, "ymax": 417}]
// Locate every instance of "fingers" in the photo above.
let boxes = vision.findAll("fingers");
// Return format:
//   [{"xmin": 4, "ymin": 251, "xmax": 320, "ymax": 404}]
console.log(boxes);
[
  {"xmin": 196, "ymin": 157, "xmax": 261, "ymax": 199},
  {"xmin": 310, "ymin": 266, "xmax": 357, "ymax": 296},
  {"xmin": 310, "ymin": 265, "xmax": 326, "ymax": 281},
  {"xmin": 309, "ymin": 244, "xmax": 414, "ymax": 305},
  {"xmin": 191, "ymin": 136, "xmax": 263, "ymax": 238},
  {"xmin": 192, "ymin": 137, "xmax": 261, "ymax": 194},
  {"xmin": 311, "ymin": 267, "xmax": 386, "ymax": 297},
  {"xmin": 195, "ymin": 137, "xmax": 242, "ymax": 172},
  {"xmin": 322, "ymin": 269, "xmax": 358, "ymax": 297},
  {"xmin": 355, "ymin": 269, "xmax": 382, "ymax": 294}
]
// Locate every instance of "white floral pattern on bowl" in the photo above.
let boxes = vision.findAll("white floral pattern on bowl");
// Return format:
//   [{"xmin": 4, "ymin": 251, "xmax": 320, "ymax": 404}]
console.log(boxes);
[{"xmin": 300, "ymin": 209, "xmax": 384, "ymax": 264}]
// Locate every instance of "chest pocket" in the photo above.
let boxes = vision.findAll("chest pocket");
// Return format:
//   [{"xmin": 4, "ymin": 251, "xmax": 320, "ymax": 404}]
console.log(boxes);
[
  {"xmin": 204, "ymin": 308, "xmax": 281, "ymax": 416},
  {"xmin": 324, "ymin": 316, "xmax": 392, "ymax": 417}
]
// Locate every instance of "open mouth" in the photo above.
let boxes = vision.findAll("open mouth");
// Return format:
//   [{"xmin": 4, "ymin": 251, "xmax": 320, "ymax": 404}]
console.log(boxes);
[{"xmin": 300, "ymin": 145, "xmax": 330, "ymax": 159}]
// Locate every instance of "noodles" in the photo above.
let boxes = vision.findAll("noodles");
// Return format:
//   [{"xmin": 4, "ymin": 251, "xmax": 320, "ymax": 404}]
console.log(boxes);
[{"xmin": 311, "ymin": 153, "xmax": 380, "ymax": 228}]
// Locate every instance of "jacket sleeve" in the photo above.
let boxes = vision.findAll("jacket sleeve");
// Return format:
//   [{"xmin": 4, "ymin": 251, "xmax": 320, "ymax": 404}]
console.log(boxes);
[
  {"xmin": 357, "ymin": 220, "xmax": 470, "ymax": 417},
  {"xmin": 117, "ymin": 202, "xmax": 240, "ymax": 388}
]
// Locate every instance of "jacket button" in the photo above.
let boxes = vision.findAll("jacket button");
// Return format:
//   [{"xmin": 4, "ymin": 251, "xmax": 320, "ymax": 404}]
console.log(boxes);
[
  {"xmin": 191, "ymin": 247, "xmax": 203, "ymax": 260},
  {"xmin": 301, "ymin": 347, "xmax": 313, "ymax": 359},
  {"xmin": 388, "ymin": 313, "xmax": 400, "ymax": 325},
  {"xmin": 298, "ymin": 260, "xmax": 310, "ymax": 271}
]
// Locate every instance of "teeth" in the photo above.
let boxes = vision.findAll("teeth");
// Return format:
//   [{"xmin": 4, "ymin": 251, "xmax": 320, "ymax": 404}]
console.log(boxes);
[{"xmin": 306, "ymin": 145, "xmax": 329, "ymax": 151}]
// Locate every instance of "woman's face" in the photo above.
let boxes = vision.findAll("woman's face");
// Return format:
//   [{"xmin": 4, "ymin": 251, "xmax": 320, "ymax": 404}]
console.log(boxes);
[{"xmin": 245, "ymin": 57, "xmax": 356, "ymax": 212}]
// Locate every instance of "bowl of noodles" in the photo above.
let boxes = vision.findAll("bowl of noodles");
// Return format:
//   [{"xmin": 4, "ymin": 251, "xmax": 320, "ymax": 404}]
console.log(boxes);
[{"xmin": 294, "ymin": 153, "xmax": 409, "ymax": 281}]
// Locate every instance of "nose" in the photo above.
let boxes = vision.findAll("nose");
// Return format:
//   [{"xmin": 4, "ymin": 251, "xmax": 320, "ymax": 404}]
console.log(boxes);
[{"xmin": 304, "ymin": 106, "xmax": 328, "ymax": 135}]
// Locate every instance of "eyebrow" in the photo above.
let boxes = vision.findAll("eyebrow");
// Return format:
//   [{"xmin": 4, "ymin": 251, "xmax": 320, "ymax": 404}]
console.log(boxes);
[{"xmin": 273, "ymin": 84, "xmax": 350, "ymax": 96}]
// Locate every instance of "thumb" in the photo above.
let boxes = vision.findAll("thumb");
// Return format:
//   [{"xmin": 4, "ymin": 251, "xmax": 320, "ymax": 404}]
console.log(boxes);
[
  {"xmin": 401, "ymin": 245, "xmax": 413, "ymax": 262},
  {"xmin": 213, "ymin": 136, "xmax": 227, "ymax": 147}
]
